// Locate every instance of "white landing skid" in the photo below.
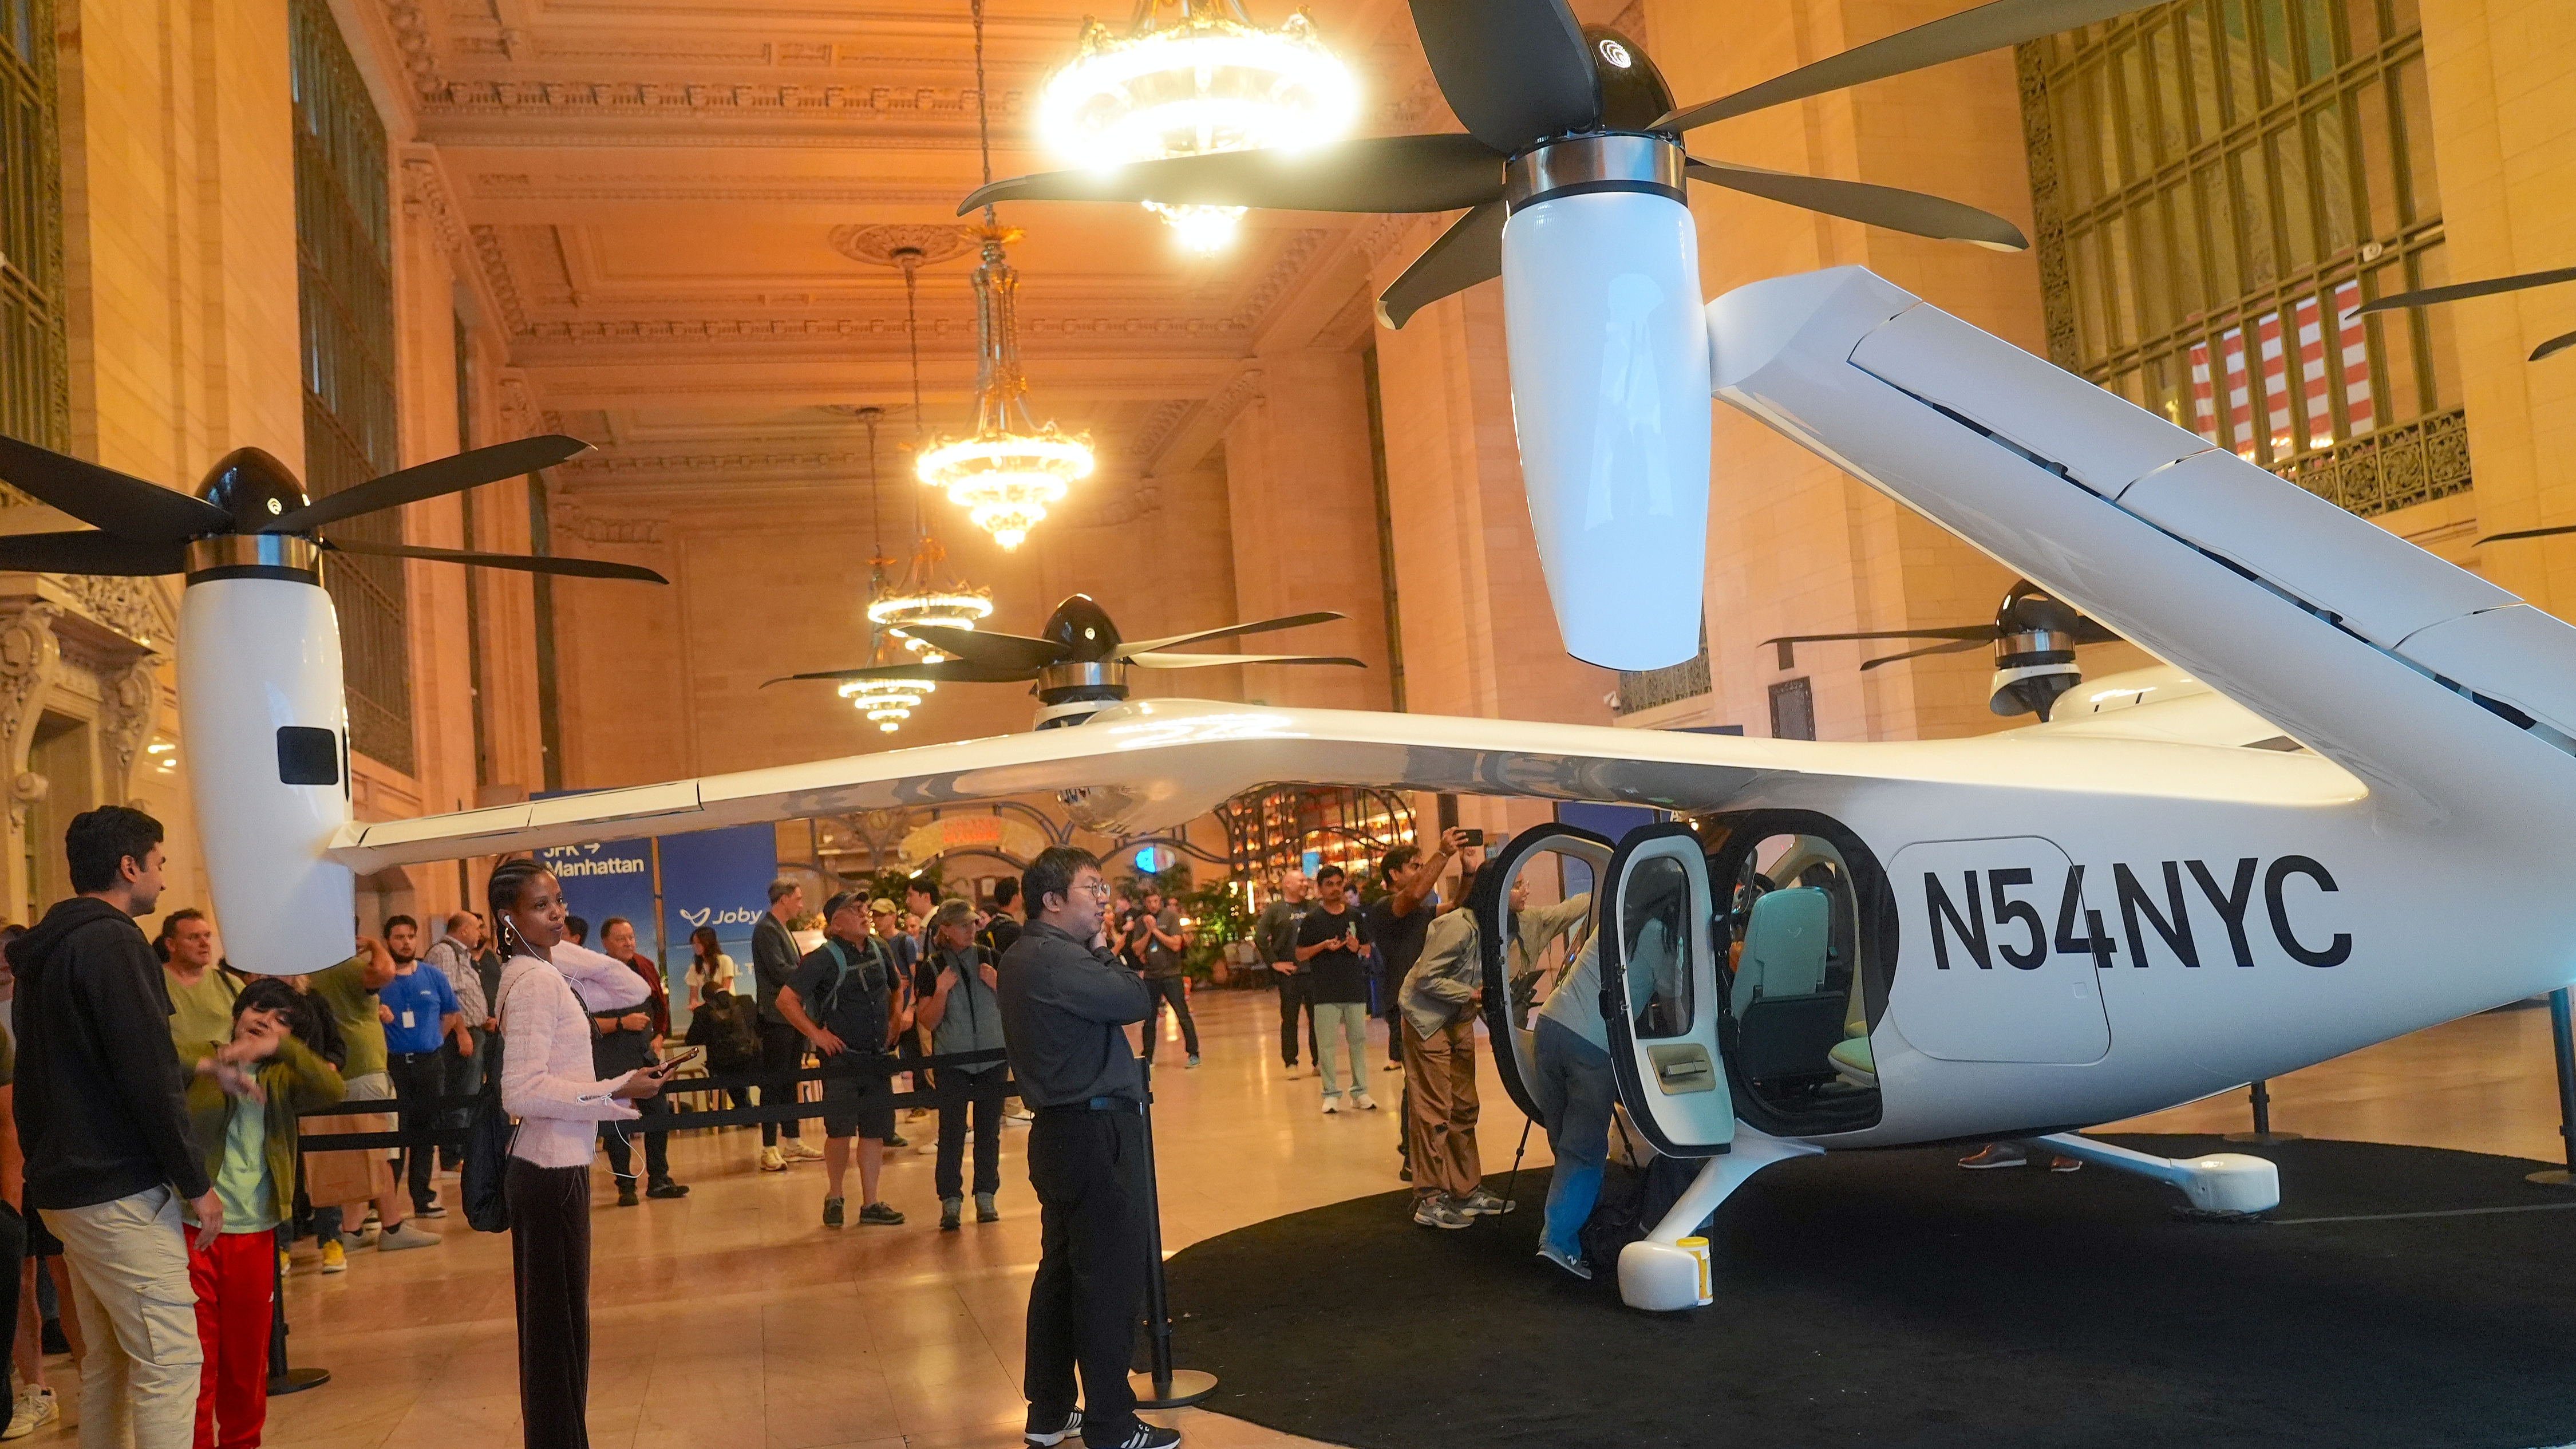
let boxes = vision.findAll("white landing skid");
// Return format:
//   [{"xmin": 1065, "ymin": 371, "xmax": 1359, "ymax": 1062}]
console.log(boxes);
[
  {"xmin": 2033, "ymin": 1133, "xmax": 2281, "ymax": 1216},
  {"xmin": 1618, "ymin": 1128, "xmax": 1823, "ymax": 1312}
]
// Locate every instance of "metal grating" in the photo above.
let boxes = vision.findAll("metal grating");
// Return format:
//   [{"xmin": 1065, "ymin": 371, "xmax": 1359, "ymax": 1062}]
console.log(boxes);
[{"xmin": 0, "ymin": 0, "xmax": 65, "ymax": 451}]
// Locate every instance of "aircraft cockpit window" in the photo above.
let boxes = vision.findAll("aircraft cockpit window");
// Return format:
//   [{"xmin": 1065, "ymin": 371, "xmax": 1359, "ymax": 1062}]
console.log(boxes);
[{"xmin": 1622, "ymin": 855, "xmax": 1694, "ymax": 1040}]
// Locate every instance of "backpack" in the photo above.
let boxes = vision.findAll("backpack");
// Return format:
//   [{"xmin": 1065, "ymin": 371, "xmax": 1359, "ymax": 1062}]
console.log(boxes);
[
  {"xmin": 686, "ymin": 991, "xmax": 760, "ymax": 1072},
  {"xmin": 464, "ymin": 966, "xmax": 541, "ymax": 1234}
]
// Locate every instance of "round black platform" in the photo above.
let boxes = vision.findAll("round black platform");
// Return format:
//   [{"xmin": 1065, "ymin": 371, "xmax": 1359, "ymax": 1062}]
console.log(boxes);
[{"xmin": 1161, "ymin": 1136, "xmax": 2576, "ymax": 1449}]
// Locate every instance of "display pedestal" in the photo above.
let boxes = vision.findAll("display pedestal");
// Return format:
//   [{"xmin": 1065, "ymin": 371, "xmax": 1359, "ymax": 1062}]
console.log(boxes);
[
  {"xmin": 2531, "ymin": 989, "xmax": 2576, "ymax": 1189},
  {"xmin": 2224, "ymin": 1078, "xmax": 2301, "ymax": 1145}
]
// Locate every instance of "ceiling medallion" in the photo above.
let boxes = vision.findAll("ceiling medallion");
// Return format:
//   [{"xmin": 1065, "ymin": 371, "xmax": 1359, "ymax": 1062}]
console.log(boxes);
[
  {"xmin": 1040, "ymin": 0, "xmax": 1356, "ymax": 254},
  {"xmin": 828, "ymin": 223, "xmax": 979, "ymax": 269}
]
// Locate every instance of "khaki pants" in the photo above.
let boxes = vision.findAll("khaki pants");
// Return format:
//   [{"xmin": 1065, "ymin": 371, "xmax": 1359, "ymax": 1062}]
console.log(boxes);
[
  {"xmin": 42, "ymin": 1186, "xmax": 202, "ymax": 1449},
  {"xmin": 1402, "ymin": 1017, "xmax": 1481, "ymax": 1205}
]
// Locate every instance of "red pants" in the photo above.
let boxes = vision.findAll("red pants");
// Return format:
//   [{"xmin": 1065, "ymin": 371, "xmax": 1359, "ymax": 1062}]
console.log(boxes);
[{"xmin": 189, "ymin": 1229, "xmax": 273, "ymax": 1449}]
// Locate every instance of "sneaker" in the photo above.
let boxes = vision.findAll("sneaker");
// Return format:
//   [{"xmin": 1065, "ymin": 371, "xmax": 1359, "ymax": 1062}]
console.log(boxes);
[
  {"xmin": 823, "ymin": 1197, "xmax": 845, "ymax": 1229},
  {"xmin": 915, "ymin": 1136, "xmax": 937, "ymax": 1156},
  {"xmin": 2049, "ymin": 1155, "xmax": 2084, "ymax": 1173},
  {"xmin": 1350, "ymin": 1091, "xmax": 1378, "ymax": 1111},
  {"xmin": 1005, "ymin": 1105, "xmax": 1036, "ymax": 1123},
  {"xmin": 1281, "ymin": 1064, "xmax": 1301, "ymax": 1079},
  {"xmin": 941, "ymin": 1198, "xmax": 962, "ymax": 1232},
  {"xmin": 1536, "ymin": 1242, "xmax": 1593, "ymax": 1281},
  {"xmin": 412, "ymin": 1202, "xmax": 448, "ymax": 1219},
  {"xmin": 975, "ymin": 1193, "xmax": 999, "ymax": 1223},
  {"xmin": 278, "ymin": 1247, "xmax": 291, "ymax": 1276},
  {"xmin": 1089, "ymin": 1424, "xmax": 1181, "ymax": 1449},
  {"xmin": 1381, "ymin": 1061, "xmax": 1403, "ymax": 1072},
  {"xmin": 615, "ymin": 1182, "xmax": 640, "ymax": 1207},
  {"xmin": 646, "ymin": 1178, "xmax": 691, "ymax": 1199},
  {"xmin": 858, "ymin": 1201, "xmax": 905, "ymax": 1226},
  {"xmin": 784, "ymin": 1140, "xmax": 825, "ymax": 1162},
  {"xmin": 4, "ymin": 1384, "xmax": 58, "ymax": 1440},
  {"xmin": 1412, "ymin": 1198, "xmax": 1472, "ymax": 1230},
  {"xmin": 1186, "ymin": 1054, "xmax": 1201, "ymax": 1069},
  {"xmin": 760, "ymin": 1146, "xmax": 787, "ymax": 1172},
  {"xmin": 1026, "ymin": 1410, "xmax": 1082, "ymax": 1447},
  {"xmin": 884, "ymin": 1132, "xmax": 908, "ymax": 1149},
  {"xmin": 1957, "ymin": 1143, "xmax": 2029, "ymax": 1170},
  {"xmin": 1460, "ymin": 1188, "xmax": 1515, "ymax": 1216},
  {"xmin": 377, "ymin": 1221, "xmax": 441, "ymax": 1252},
  {"xmin": 318, "ymin": 1241, "xmax": 346, "ymax": 1275},
  {"xmin": 908, "ymin": 1107, "xmax": 930, "ymax": 1122},
  {"xmin": 1320, "ymin": 1097, "xmax": 1340, "ymax": 1115}
]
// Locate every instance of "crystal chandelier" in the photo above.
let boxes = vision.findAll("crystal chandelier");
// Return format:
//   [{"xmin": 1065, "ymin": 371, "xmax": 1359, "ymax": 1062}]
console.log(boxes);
[
  {"xmin": 846, "ymin": 406, "xmax": 947, "ymax": 735},
  {"xmin": 868, "ymin": 531, "xmax": 993, "ymax": 653},
  {"xmin": 919, "ymin": 0, "xmax": 1096, "ymax": 551},
  {"xmin": 1040, "ymin": 0, "xmax": 1356, "ymax": 253},
  {"xmin": 840, "ymin": 665, "xmax": 934, "ymax": 733}
]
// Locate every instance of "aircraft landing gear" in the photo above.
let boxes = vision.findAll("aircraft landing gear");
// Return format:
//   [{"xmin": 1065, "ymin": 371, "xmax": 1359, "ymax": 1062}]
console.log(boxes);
[
  {"xmin": 2032, "ymin": 1133, "xmax": 2280, "ymax": 1218},
  {"xmin": 1617, "ymin": 1128, "xmax": 1823, "ymax": 1311}
]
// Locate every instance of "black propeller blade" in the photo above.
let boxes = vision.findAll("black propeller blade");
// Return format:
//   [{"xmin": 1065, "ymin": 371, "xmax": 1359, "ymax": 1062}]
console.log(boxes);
[
  {"xmin": 1656, "ymin": 0, "xmax": 2162, "ymax": 133},
  {"xmin": 1860, "ymin": 637, "xmax": 1991, "ymax": 670},
  {"xmin": 763, "ymin": 658, "xmax": 1036, "ymax": 688},
  {"xmin": 270, "ymin": 435, "xmax": 593, "ymax": 535},
  {"xmin": 893, "ymin": 625, "xmax": 1068, "ymax": 672},
  {"xmin": 1763, "ymin": 625, "xmax": 1998, "ymax": 647},
  {"xmin": 1125, "ymin": 652, "xmax": 1366, "ymax": 669},
  {"xmin": 2352, "ymin": 264, "xmax": 2576, "ymax": 317},
  {"xmin": 958, "ymin": 135, "xmax": 1506, "ymax": 219},
  {"xmin": 0, "ymin": 436, "xmax": 230, "ymax": 542},
  {"xmin": 2533, "ymin": 330, "xmax": 2576, "ymax": 364},
  {"xmin": 2478, "ymin": 524, "xmax": 2576, "ymax": 545},
  {"xmin": 0, "ymin": 530, "xmax": 187, "ymax": 576},
  {"xmin": 1685, "ymin": 160, "xmax": 2028, "ymax": 250},
  {"xmin": 1405, "ymin": 0, "xmax": 1599, "ymax": 152},
  {"xmin": 1378, "ymin": 203, "xmax": 1507, "ymax": 330},
  {"xmin": 321, "ymin": 536, "xmax": 666, "ymax": 585},
  {"xmin": 1119, "ymin": 610, "xmax": 1346, "ymax": 657}
]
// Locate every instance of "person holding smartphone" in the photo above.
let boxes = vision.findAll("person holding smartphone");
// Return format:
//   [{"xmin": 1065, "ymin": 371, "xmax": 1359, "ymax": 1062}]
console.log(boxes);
[
  {"xmin": 490, "ymin": 860, "xmax": 670, "ymax": 1449},
  {"xmin": 1295, "ymin": 865, "xmax": 1376, "ymax": 1113}
]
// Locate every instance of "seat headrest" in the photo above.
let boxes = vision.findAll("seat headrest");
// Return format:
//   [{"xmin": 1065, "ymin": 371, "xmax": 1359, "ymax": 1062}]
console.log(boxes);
[{"xmin": 1732, "ymin": 886, "xmax": 1832, "ymax": 1016}]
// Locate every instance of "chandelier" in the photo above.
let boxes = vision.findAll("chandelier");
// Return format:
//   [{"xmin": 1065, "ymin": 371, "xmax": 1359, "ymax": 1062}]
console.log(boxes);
[
  {"xmin": 919, "ymin": 0, "xmax": 1096, "ymax": 551},
  {"xmin": 1040, "ymin": 0, "xmax": 1356, "ymax": 254},
  {"xmin": 867, "ymin": 531, "xmax": 993, "ymax": 653},
  {"xmin": 843, "ymin": 405, "xmax": 958, "ymax": 735},
  {"xmin": 840, "ymin": 661, "xmax": 935, "ymax": 733}
]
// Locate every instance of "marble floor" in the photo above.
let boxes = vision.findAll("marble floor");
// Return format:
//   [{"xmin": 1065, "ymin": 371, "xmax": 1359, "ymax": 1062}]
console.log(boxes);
[{"xmin": 17, "ymin": 990, "xmax": 2573, "ymax": 1448}]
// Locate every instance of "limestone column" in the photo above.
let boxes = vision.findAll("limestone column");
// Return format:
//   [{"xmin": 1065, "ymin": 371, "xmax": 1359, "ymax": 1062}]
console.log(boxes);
[{"xmin": 0, "ymin": 602, "xmax": 64, "ymax": 926}]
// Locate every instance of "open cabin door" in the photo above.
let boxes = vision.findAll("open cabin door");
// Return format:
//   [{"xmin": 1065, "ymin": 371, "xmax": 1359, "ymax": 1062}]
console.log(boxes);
[
  {"xmin": 1472, "ymin": 824, "xmax": 1611, "ymax": 1124},
  {"xmin": 1601, "ymin": 823, "xmax": 1735, "ymax": 1156}
]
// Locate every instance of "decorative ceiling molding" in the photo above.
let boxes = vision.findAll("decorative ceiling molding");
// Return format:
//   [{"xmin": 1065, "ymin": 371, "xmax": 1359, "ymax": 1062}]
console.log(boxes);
[
  {"xmin": 496, "ymin": 369, "xmax": 542, "ymax": 440},
  {"xmin": 398, "ymin": 153, "xmax": 465, "ymax": 261},
  {"xmin": 1127, "ymin": 399, "xmax": 1195, "ymax": 461},
  {"xmin": 469, "ymin": 225, "xmax": 530, "ymax": 334},
  {"xmin": 471, "ymin": 175, "xmax": 970, "ymax": 207},
  {"xmin": 828, "ymin": 224, "xmax": 979, "ymax": 268},
  {"xmin": 417, "ymin": 79, "xmax": 1024, "ymax": 122},
  {"xmin": 378, "ymin": 0, "xmax": 444, "ymax": 98}
]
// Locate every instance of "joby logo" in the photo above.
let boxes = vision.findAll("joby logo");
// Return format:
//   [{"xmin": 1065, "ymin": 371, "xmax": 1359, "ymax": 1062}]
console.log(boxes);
[
  {"xmin": 1598, "ymin": 38, "xmax": 1631, "ymax": 68},
  {"xmin": 681, "ymin": 906, "xmax": 761, "ymax": 929}
]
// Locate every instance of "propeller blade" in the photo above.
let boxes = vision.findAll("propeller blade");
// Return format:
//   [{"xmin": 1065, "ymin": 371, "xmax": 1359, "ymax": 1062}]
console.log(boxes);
[
  {"xmin": 2476, "ymin": 524, "xmax": 2576, "ymax": 546},
  {"xmin": 1686, "ymin": 159, "xmax": 2027, "ymax": 250},
  {"xmin": 894, "ymin": 624, "xmax": 1066, "ymax": 672},
  {"xmin": 1860, "ymin": 637, "xmax": 1990, "ymax": 671},
  {"xmin": 0, "ymin": 435, "xmax": 230, "ymax": 543},
  {"xmin": 1117, "ymin": 610, "xmax": 1346, "ymax": 657},
  {"xmin": 1377, "ymin": 203, "xmax": 1506, "ymax": 330},
  {"xmin": 2532, "ymin": 329, "xmax": 2576, "ymax": 364},
  {"xmin": 2350, "ymin": 264, "xmax": 2576, "ymax": 317},
  {"xmin": 1405, "ymin": 0, "xmax": 1600, "ymax": 153},
  {"xmin": 269, "ymin": 435, "xmax": 593, "ymax": 534},
  {"xmin": 0, "ymin": 530, "xmax": 185, "ymax": 576},
  {"xmin": 762, "ymin": 658, "xmax": 1033, "ymax": 688},
  {"xmin": 1126, "ymin": 652, "xmax": 1366, "ymax": 669},
  {"xmin": 1657, "ymin": 0, "xmax": 2156, "ymax": 133},
  {"xmin": 958, "ymin": 135, "xmax": 1506, "ymax": 217},
  {"xmin": 322, "ymin": 536, "xmax": 666, "ymax": 585},
  {"xmin": 1759, "ymin": 625, "xmax": 1998, "ymax": 646}
]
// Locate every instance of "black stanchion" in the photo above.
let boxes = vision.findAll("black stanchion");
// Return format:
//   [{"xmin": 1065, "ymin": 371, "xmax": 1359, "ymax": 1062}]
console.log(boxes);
[
  {"xmin": 2224, "ymin": 1078, "xmax": 2301, "ymax": 1145},
  {"xmin": 1502, "ymin": 1116, "xmax": 1534, "ymax": 1207},
  {"xmin": 1128, "ymin": 1060, "xmax": 1216, "ymax": 1411},
  {"xmin": 2528, "ymin": 988, "xmax": 2576, "ymax": 1189},
  {"xmin": 266, "ymin": 1243, "xmax": 329, "ymax": 1396}
]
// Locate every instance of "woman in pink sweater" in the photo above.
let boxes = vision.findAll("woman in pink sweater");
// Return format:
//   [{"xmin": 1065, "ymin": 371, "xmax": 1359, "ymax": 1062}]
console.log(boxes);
[{"xmin": 489, "ymin": 859, "xmax": 671, "ymax": 1449}]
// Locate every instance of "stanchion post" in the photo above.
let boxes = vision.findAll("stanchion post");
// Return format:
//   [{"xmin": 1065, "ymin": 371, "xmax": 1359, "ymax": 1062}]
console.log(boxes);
[
  {"xmin": 2527, "ymin": 987, "xmax": 2576, "ymax": 1189},
  {"xmin": 266, "ymin": 1240, "xmax": 330, "ymax": 1396},
  {"xmin": 2224, "ymin": 1077, "xmax": 2302, "ymax": 1145},
  {"xmin": 1128, "ymin": 1059, "xmax": 1216, "ymax": 1411}
]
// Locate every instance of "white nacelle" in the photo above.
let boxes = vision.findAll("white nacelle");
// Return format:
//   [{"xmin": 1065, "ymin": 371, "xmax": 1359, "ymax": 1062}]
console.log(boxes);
[
  {"xmin": 178, "ymin": 577, "xmax": 356, "ymax": 976},
  {"xmin": 1501, "ymin": 188, "xmax": 1710, "ymax": 671}
]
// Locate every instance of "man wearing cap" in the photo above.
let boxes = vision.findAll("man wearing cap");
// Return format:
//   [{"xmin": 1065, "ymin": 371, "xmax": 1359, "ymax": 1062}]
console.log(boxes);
[
  {"xmin": 998, "ymin": 847, "xmax": 1174, "ymax": 1449},
  {"xmin": 776, "ymin": 891, "xmax": 907, "ymax": 1228}
]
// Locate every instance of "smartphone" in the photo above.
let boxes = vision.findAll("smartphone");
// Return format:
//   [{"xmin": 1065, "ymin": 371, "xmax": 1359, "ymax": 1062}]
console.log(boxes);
[
  {"xmin": 1457, "ymin": 827, "xmax": 1485, "ymax": 848},
  {"xmin": 651, "ymin": 1045, "xmax": 705, "ymax": 1075}
]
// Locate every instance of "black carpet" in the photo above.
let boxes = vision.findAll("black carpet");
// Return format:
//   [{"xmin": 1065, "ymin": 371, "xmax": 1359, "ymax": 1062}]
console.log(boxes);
[{"xmin": 1161, "ymin": 1136, "xmax": 2576, "ymax": 1449}]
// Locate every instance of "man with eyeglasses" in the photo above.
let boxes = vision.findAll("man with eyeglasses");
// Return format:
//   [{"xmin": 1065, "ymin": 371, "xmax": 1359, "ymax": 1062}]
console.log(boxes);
[{"xmin": 997, "ymin": 847, "xmax": 1173, "ymax": 1449}]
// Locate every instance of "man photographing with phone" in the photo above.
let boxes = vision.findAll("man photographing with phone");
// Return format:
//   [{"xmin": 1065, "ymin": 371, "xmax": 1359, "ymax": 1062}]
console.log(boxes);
[{"xmin": 1297, "ymin": 865, "xmax": 1376, "ymax": 1114}]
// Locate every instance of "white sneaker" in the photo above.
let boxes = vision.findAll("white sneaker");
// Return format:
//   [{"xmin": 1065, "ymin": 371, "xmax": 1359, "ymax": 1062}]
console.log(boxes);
[
  {"xmin": 784, "ymin": 1140, "xmax": 825, "ymax": 1162},
  {"xmin": 377, "ymin": 1221, "xmax": 442, "ymax": 1252},
  {"xmin": 1350, "ymin": 1091, "xmax": 1379, "ymax": 1111},
  {"xmin": 1320, "ymin": 1097, "xmax": 1340, "ymax": 1115},
  {"xmin": 760, "ymin": 1146, "xmax": 787, "ymax": 1172},
  {"xmin": 5, "ymin": 1384, "xmax": 58, "ymax": 1439}
]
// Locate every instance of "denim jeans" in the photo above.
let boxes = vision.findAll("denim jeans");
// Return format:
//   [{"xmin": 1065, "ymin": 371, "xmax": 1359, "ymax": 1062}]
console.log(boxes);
[
  {"xmin": 1312, "ymin": 1001, "xmax": 1372, "ymax": 1100},
  {"xmin": 1531, "ymin": 1016, "xmax": 1615, "ymax": 1260}
]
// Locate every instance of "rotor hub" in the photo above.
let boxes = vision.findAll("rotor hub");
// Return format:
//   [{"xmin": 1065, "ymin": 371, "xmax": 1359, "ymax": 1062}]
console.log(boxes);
[
  {"xmin": 184, "ymin": 534, "xmax": 322, "ymax": 584},
  {"xmin": 1037, "ymin": 659, "xmax": 1128, "ymax": 706},
  {"xmin": 1504, "ymin": 133, "xmax": 1684, "ymax": 212}
]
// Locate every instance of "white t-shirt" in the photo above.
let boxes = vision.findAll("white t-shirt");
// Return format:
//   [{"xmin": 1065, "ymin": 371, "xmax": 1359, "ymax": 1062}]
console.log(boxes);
[{"xmin": 687, "ymin": 953, "xmax": 737, "ymax": 997}]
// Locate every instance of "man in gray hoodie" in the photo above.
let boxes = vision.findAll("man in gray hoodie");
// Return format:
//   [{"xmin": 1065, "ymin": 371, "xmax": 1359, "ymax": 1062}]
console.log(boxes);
[{"xmin": 917, "ymin": 899, "xmax": 1009, "ymax": 1231}]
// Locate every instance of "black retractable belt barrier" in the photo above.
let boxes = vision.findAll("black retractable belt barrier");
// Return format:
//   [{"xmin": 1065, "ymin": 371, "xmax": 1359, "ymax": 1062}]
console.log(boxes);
[
  {"xmin": 1129, "ymin": 1057, "xmax": 1216, "ymax": 1411},
  {"xmin": 2530, "ymin": 987, "xmax": 2576, "ymax": 1189},
  {"xmin": 267, "ymin": 1240, "xmax": 329, "ymax": 1396}
]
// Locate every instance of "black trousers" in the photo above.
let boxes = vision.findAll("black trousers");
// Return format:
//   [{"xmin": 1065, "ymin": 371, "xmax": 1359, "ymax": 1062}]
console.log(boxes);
[
  {"xmin": 1025, "ymin": 1108, "xmax": 1149, "ymax": 1442},
  {"xmin": 1138, "ymin": 976, "xmax": 1198, "ymax": 1060},
  {"xmin": 599, "ymin": 1094, "xmax": 671, "ymax": 1183},
  {"xmin": 936, "ymin": 1068, "xmax": 1009, "ymax": 1201},
  {"xmin": 757, "ymin": 1020, "xmax": 805, "ymax": 1144},
  {"xmin": 507, "ymin": 1159, "xmax": 591, "ymax": 1449},
  {"xmin": 1275, "ymin": 973, "xmax": 1318, "ymax": 1067},
  {"xmin": 0, "ymin": 1203, "xmax": 23, "ymax": 1438},
  {"xmin": 387, "ymin": 1051, "xmax": 446, "ymax": 1211},
  {"xmin": 438, "ymin": 1030, "xmax": 482, "ymax": 1169}
]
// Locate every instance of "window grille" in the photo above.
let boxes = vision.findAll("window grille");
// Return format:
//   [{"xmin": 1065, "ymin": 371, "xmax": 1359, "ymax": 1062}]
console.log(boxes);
[{"xmin": 0, "ymin": 0, "xmax": 66, "ymax": 452}]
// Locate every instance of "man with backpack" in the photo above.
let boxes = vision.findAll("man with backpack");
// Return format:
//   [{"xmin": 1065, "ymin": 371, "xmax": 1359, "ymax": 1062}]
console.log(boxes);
[
  {"xmin": 915, "ymin": 900, "xmax": 1009, "ymax": 1231},
  {"xmin": 776, "ymin": 892, "xmax": 907, "ymax": 1227}
]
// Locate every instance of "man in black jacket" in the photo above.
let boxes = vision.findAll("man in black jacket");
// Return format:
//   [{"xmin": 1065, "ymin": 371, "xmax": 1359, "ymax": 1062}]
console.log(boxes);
[
  {"xmin": 13, "ymin": 806, "xmax": 238, "ymax": 1448},
  {"xmin": 752, "ymin": 878, "xmax": 816, "ymax": 1171},
  {"xmin": 999, "ymin": 847, "xmax": 1174, "ymax": 1449}
]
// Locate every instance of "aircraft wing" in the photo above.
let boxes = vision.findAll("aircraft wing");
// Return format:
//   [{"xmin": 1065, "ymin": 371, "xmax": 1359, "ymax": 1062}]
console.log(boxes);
[{"xmin": 327, "ymin": 698, "xmax": 1801, "ymax": 872}]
